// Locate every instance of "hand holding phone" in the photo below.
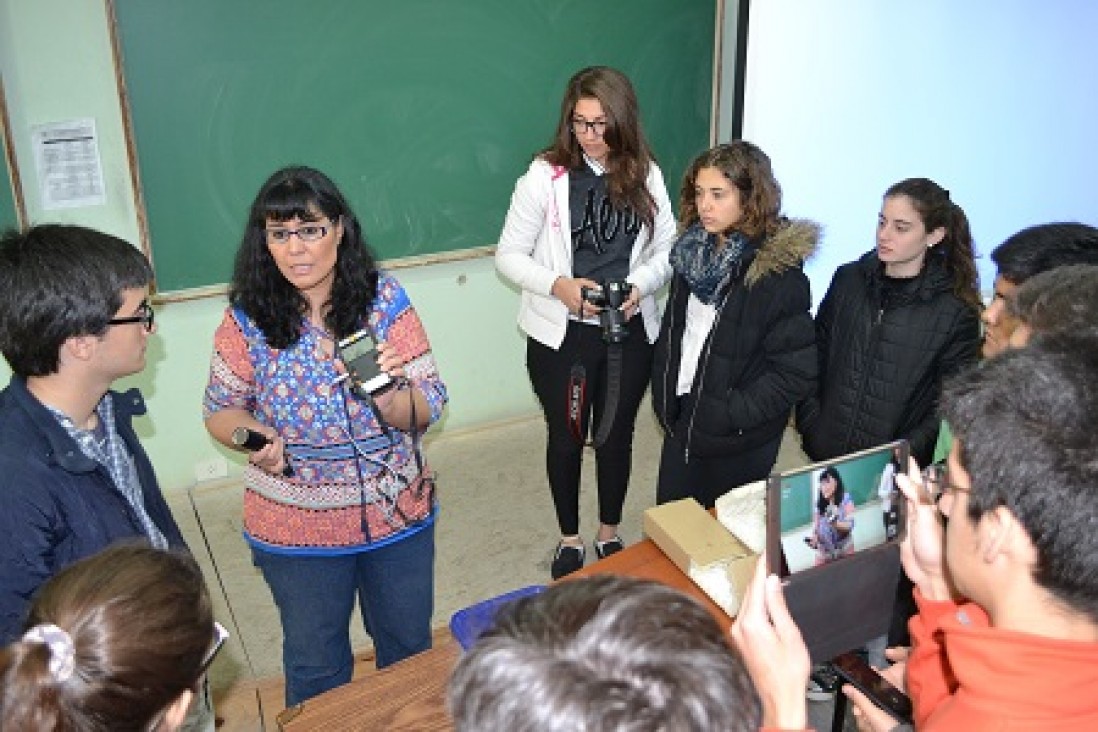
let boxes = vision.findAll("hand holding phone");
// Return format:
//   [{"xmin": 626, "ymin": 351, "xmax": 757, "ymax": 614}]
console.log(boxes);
[
  {"xmin": 336, "ymin": 328, "xmax": 392, "ymax": 398},
  {"xmin": 831, "ymin": 651, "xmax": 913, "ymax": 724}
]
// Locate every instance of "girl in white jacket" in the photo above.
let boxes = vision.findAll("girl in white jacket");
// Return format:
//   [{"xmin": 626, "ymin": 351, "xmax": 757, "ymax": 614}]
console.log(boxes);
[{"xmin": 496, "ymin": 66, "xmax": 675, "ymax": 579}]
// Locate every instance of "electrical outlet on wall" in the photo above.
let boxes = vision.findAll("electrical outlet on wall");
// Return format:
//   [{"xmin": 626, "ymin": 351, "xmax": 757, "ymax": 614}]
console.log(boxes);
[{"xmin": 194, "ymin": 456, "xmax": 229, "ymax": 483}]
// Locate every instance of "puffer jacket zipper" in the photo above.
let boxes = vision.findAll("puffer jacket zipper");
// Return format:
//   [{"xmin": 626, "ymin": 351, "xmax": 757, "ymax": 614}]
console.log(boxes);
[
  {"xmin": 682, "ymin": 293, "xmax": 726, "ymax": 464},
  {"xmin": 842, "ymin": 305, "xmax": 885, "ymax": 449}
]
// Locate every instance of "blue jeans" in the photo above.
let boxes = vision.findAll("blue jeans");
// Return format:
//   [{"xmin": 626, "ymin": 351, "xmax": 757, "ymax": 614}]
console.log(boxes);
[{"xmin": 252, "ymin": 524, "xmax": 435, "ymax": 707}]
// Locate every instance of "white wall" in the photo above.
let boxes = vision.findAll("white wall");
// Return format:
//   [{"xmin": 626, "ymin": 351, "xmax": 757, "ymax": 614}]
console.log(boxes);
[{"xmin": 741, "ymin": 0, "xmax": 1098, "ymax": 307}]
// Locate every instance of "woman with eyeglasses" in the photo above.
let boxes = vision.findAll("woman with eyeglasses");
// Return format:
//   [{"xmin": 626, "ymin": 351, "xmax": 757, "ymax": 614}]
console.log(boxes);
[
  {"xmin": 0, "ymin": 543, "xmax": 218, "ymax": 732},
  {"xmin": 805, "ymin": 466, "xmax": 855, "ymax": 565},
  {"xmin": 496, "ymin": 66, "xmax": 676, "ymax": 580},
  {"xmin": 203, "ymin": 166, "xmax": 447, "ymax": 706}
]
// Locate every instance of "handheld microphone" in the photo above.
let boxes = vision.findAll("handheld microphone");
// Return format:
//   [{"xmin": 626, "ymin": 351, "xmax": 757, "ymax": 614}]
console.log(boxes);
[{"xmin": 231, "ymin": 427, "xmax": 294, "ymax": 477}]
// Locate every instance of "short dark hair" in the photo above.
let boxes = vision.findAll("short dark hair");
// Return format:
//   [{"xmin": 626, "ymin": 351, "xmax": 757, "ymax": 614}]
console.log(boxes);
[
  {"xmin": 0, "ymin": 225, "xmax": 152, "ymax": 377},
  {"xmin": 0, "ymin": 543, "xmax": 214, "ymax": 731},
  {"xmin": 1007, "ymin": 264, "xmax": 1098, "ymax": 336},
  {"xmin": 942, "ymin": 332, "xmax": 1098, "ymax": 624},
  {"xmin": 229, "ymin": 165, "xmax": 379, "ymax": 350},
  {"xmin": 990, "ymin": 222, "xmax": 1098, "ymax": 285},
  {"xmin": 448, "ymin": 575, "xmax": 761, "ymax": 732}
]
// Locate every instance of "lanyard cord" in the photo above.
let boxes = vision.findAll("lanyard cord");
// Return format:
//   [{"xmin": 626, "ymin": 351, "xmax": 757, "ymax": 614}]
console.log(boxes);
[{"xmin": 336, "ymin": 378, "xmax": 435, "ymax": 533}]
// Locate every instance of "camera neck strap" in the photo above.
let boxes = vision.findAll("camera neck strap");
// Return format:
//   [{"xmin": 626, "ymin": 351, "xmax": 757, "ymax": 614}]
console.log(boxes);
[
  {"xmin": 566, "ymin": 363, "xmax": 587, "ymax": 446},
  {"xmin": 566, "ymin": 342, "xmax": 623, "ymax": 449},
  {"xmin": 594, "ymin": 344, "xmax": 623, "ymax": 448}
]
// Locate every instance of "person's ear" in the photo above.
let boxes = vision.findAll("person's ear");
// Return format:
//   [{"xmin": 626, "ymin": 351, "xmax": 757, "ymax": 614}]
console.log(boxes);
[
  {"xmin": 159, "ymin": 689, "xmax": 195, "ymax": 732},
  {"xmin": 980, "ymin": 506, "xmax": 1020, "ymax": 564},
  {"xmin": 61, "ymin": 335, "xmax": 98, "ymax": 364},
  {"xmin": 927, "ymin": 226, "xmax": 946, "ymax": 248}
]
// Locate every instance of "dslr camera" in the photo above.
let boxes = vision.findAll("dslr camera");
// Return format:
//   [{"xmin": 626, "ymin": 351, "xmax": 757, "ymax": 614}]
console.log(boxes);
[{"xmin": 581, "ymin": 279, "xmax": 631, "ymax": 344}]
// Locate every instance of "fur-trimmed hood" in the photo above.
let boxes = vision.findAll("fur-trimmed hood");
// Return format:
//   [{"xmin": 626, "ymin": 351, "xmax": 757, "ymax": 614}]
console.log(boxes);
[{"xmin": 745, "ymin": 218, "xmax": 821, "ymax": 288}]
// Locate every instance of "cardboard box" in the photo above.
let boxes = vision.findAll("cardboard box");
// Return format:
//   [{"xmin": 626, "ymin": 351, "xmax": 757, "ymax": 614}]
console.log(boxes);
[{"xmin": 643, "ymin": 497, "xmax": 760, "ymax": 616}]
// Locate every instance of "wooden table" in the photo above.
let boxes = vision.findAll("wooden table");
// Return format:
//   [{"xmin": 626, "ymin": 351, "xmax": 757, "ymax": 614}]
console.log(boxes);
[{"xmin": 278, "ymin": 538, "xmax": 728, "ymax": 731}]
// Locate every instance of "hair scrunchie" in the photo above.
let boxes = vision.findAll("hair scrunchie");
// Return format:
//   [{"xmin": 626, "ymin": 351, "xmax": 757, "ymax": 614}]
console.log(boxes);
[{"xmin": 22, "ymin": 623, "xmax": 76, "ymax": 683}]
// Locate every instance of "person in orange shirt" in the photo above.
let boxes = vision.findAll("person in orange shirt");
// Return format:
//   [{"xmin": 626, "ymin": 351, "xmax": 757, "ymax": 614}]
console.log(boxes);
[{"xmin": 736, "ymin": 332, "xmax": 1098, "ymax": 731}]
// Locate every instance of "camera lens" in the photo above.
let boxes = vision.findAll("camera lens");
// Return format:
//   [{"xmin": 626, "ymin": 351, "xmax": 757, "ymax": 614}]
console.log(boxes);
[{"xmin": 599, "ymin": 309, "xmax": 628, "ymax": 344}]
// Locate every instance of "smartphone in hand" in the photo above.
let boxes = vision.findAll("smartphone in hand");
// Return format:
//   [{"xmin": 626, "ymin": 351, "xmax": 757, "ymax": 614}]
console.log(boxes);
[
  {"xmin": 832, "ymin": 651, "xmax": 913, "ymax": 724},
  {"xmin": 336, "ymin": 328, "xmax": 392, "ymax": 397}
]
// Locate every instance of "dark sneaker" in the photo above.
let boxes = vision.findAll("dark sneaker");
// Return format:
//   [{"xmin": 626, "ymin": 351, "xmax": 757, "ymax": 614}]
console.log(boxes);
[
  {"xmin": 594, "ymin": 536, "xmax": 624, "ymax": 560},
  {"xmin": 551, "ymin": 543, "xmax": 585, "ymax": 580},
  {"xmin": 806, "ymin": 663, "xmax": 839, "ymax": 702}
]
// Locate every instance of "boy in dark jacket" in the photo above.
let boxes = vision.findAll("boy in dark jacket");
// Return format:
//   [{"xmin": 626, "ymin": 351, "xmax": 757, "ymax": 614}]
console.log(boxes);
[{"xmin": 0, "ymin": 225, "xmax": 188, "ymax": 642}]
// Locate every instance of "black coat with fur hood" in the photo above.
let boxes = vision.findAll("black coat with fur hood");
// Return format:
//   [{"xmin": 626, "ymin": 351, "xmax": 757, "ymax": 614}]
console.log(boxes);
[{"xmin": 652, "ymin": 219, "xmax": 819, "ymax": 460}]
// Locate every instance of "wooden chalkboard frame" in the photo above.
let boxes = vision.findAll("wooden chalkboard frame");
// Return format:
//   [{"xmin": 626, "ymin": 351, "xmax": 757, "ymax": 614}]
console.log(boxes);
[
  {"xmin": 0, "ymin": 75, "xmax": 28, "ymax": 233},
  {"xmin": 106, "ymin": 0, "xmax": 724, "ymax": 300}
]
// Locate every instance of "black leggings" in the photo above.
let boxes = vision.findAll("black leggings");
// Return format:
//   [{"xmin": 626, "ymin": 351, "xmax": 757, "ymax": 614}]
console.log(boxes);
[{"xmin": 526, "ymin": 318, "xmax": 653, "ymax": 535}]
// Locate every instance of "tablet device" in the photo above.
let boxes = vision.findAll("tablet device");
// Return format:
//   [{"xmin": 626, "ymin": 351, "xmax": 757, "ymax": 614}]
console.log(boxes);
[{"xmin": 766, "ymin": 440, "xmax": 908, "ymax": 662}]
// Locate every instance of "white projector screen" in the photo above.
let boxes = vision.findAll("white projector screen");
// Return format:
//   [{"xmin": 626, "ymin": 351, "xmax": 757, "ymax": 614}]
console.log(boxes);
[{"xmin": 741, "ymin": 0, "xmax": 1098, "ymax": 306}]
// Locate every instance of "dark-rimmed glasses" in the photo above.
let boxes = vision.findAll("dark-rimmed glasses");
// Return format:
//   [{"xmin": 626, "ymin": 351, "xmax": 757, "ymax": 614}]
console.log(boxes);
[
  {"xmin": 265, "ymin": 222, "xmax": 330, "ymax": 244},
  {"xmin": 921, "ymin": 462, "xmax": 970, "ymax": 505},
  {"xmin": 188, "ymin": 620, "xmax": 229, "ymax": 692},
  {"xmin": 572, "ymin": 118, "xmax": 608, "ymax": 136},
  {"xmin": 107, "ymin": 301, "xmax": 155, "ymax": 332}
]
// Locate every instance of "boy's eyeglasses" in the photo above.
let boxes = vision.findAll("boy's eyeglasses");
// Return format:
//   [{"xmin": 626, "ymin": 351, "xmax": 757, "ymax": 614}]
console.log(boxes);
[
  {"xmin": 107, "ymin": 301, "xmax": 155, "ymax": 332},
  {"xmin": 921, "ymin": 462, "xmax": 970, "ymax": 505}
]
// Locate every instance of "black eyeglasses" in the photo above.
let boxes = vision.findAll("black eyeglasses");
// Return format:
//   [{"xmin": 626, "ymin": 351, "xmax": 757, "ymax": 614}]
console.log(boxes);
[
  {"xmin": 571, "ymin": 118, "xmax": 608, "ymax": 136},
  {"xmin": 265, "ymin": 222, "xmax": 331, "ymax": 244},
  {"xmin": 185, "ymin": 621, "xmax": 229, "ymax": 695},
  {"xmin": 107, "ymin": 301, "xmax": 155, "ymax": 332},
  {"xmin": 198, "ymin": 621, "xmax": 229, "ymax": 676},
  {"xmin": 921, "ymin": 462, "xmax": 970, "ymax": 505}
]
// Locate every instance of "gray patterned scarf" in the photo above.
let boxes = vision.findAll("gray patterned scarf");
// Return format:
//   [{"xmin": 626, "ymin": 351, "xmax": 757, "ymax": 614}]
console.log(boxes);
[{"xmin": 669, "ymin": 223, "xmax": 755, "ymax": 305}]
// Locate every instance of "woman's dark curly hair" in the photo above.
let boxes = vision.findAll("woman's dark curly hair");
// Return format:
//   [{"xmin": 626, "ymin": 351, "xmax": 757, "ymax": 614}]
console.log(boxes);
[
  {"xmin": 816, "ymin": 465, "xmax": 847, "ymax": 513},
  {"xmin": 229, "ymin": 166, "xmax": 378, "ymax": 349},
  {"xmin": 678, "ymin": 141, "xmax": 782, "ymax": 241}
]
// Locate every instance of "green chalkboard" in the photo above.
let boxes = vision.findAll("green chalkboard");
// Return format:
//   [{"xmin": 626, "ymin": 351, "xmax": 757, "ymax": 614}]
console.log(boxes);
[
  {"xmin": 110, "ymin": 0, "xmax": 716, "ymax": 294},
  {"xmin": 0, "ymin": 156, "xmax": 18, "ymax": 234}
]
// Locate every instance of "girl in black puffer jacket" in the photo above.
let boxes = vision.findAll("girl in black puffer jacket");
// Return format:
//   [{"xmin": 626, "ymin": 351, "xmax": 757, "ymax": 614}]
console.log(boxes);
[
  {"xmin": 796, "ymin": 177, "xmax": 981, "ymax": 652},
  {"xmin": 797, "ymin": 178, "xmax": 981, "ymax": 468},
  {"xmin": 652, "ymin": 142, "xmax": 818, "ymax": 509}
]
